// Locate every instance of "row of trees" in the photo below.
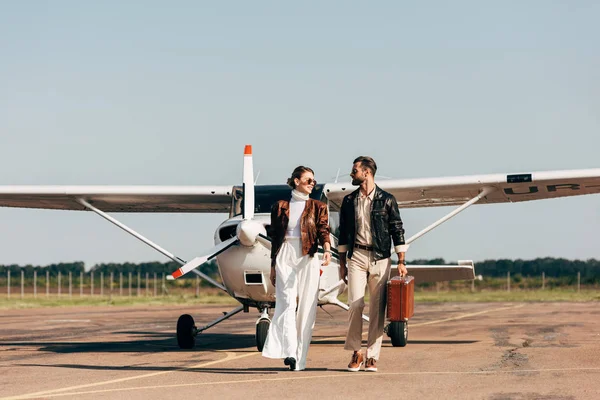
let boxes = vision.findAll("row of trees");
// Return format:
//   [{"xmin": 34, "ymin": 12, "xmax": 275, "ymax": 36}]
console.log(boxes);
[
  {"xmin": 0, "ymin": 261, "xmax": 220, "ymax": 288},
  {"xmin": 2, "ymin": 257, "xmax": 600, "ymax": 280},
  {"xmin": 0, "ymin": 261, "xmax": 218, "ymax": 276},
  {"xmin": 410, "ymin": 257, "xmax": 600, "ymax": 285},
  {"xmin": 409, "ymin": 258, "xmax": 600, "ymax": 277}
]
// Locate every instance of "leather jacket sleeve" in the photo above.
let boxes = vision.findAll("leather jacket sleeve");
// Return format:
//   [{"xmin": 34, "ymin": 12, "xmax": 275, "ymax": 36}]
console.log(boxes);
[
  {"xmin": 338, "ymin": 197, "xmax": 349, "ymax": 251},
  {"xmin": 317, "ymin": 203, "xmax": 331, "ymax": 246},
  {"xmin": 387, "ymin": 196, "xmax": 405, "ymax": 246},
  {"xmin": 270, "ymin": 202, "xmax": 280, "ymax": 267}
]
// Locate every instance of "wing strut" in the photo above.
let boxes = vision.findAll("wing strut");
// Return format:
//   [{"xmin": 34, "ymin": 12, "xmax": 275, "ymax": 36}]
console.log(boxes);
[
  {"xmin": 76, "ymin": 198, "xmax": 226, "ymax": 291},
  {"xmin": 197, "ymin": 305, "xmax": 245, "ymax": 333},
  {"xmin": 405, "ymin": 186, "xmax": 496, "ymax": 247}
]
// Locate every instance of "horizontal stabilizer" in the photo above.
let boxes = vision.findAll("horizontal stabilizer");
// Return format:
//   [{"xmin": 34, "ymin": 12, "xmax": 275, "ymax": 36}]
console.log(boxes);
[{"xmin": 396, "ymin": 260, "xmax": 475, "ymax": 283}]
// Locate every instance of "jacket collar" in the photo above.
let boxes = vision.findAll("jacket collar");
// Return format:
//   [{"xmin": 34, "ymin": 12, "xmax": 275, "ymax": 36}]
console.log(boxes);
[
  {"xmin": 351, "ymin": 185, "xmax": 382, "ymax": 200},
  {"xmin": 373, "ymin": 185, "xmax": 384, "ymax": 200}
]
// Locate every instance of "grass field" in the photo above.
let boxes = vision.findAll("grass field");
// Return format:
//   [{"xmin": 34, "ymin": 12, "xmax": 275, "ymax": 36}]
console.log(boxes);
[{"xmin": 1, "ymin": 288, "xmax": 599, "ymax": 309}]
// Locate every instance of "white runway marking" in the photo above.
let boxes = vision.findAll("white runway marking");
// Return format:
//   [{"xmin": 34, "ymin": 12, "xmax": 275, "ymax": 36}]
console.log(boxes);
[
  {"xmin": 410, "ymin": 303, "xmax": 526, "ymax": 327},
  {"xmin": 9, "ymin": 367, "xmax": 600, "ymax": 399},
  {"xmin": 1, "ymin": 303, "xmax": 526, "ymax": 400},
  {"xmin": 0, "ymin": 351, "xmax": 256, "ymax": 400},
  {"xmin": 46, "ymin": 320, "xmax": 92, "ymax": 323},
  {"xmin": 315, "ymin": 303, "xmax": 525, "ymax": 342}
]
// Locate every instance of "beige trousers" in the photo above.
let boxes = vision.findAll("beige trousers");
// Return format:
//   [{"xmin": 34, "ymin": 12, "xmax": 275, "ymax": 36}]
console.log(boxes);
[{"xmin": 344, "ymin": 248, "xmax": 391, "ymax": 360}]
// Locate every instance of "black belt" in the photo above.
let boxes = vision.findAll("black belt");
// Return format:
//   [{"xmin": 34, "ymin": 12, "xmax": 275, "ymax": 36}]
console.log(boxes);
[{"xmin": 354, "ymin": 243, "xmax": 373, "ymax": 251}]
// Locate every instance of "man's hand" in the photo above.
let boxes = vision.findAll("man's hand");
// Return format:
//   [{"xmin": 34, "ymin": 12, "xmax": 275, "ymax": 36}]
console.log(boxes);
[
  {"xmin": 339, "ymin": 262, "xmax": 348, "ymax": 284},
  {"xmin": 398, "ymin": 262, "xmax": 408, "ymax": 277},
  {"xmin": 270, "ymin": 267, "xmax": 276, "ymax": 287},
  {"xmin": 322, "ymin": 252, "xmax": 331, "ymax": 266}
]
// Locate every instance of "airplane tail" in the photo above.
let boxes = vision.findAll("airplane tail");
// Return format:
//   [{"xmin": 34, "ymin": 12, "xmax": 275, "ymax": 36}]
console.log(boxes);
[{"xmin": 242, "ymin": 145, "xmax": 254, "ymax": 220}]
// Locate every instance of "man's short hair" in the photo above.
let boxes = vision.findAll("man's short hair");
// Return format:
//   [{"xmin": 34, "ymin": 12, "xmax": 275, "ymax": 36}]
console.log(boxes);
[{"xmin": 353, "ymin": 156, "xmax": 377, "ymax": 176}]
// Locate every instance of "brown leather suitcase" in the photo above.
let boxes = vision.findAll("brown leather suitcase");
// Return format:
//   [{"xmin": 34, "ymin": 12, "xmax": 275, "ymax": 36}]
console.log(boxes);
[{"xmin": 387, "ymin": 275, "xmax": 414, "ymax": 321}]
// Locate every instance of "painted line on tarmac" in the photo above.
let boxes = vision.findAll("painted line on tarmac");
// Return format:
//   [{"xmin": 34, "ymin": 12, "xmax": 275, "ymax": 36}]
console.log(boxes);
[
  {"xmin": 46, "ymin": 320, "xmax": 92, "ymax": 323},
  {"xmin": 1, "ymin": 304, "xmax": 526, "ymax": 399},
  {"xmin": 0, "ymin": 351, "xmax": 257, "ymax": 400},
  {"xmin": 14, "ymin": 366, "xmax": 600, "ymax": 398},
  {"xmin": 314, "ymin": 303, "xmax": 525, "ymax": 342},
  {"xmin": 410, "ymin": 303, "xmax": 526, "ymax": 327}
]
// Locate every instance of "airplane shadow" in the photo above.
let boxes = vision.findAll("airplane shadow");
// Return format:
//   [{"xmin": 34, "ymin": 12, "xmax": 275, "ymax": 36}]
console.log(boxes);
[{"xmin": 0, "ymin": 333, "xmax": 258, "ymax": 354}]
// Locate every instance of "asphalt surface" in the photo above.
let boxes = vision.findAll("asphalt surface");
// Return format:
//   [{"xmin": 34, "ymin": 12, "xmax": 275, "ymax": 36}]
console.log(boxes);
[{"xmin": 1, "ymin": 302, "xmax": 599, "ymax": 399}]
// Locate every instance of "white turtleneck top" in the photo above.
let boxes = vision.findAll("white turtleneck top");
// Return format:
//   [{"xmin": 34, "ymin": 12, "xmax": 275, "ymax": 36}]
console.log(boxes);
[{"xmin": 286, "ymin": 189, "xmax": 309, "ymax": 238}]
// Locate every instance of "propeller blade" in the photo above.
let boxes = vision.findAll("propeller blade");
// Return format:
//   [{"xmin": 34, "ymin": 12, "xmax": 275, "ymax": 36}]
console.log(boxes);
[
  {"xmin": 168, "ymin": 237, "xmax": 238, "ymax": 280},
  {"xmin": 257, "ymin": 233, "xmax": 272, "ymax": 249},
  {"xmin": 242, "ymin": 144, "xmax": 254, "ymax": 220}
]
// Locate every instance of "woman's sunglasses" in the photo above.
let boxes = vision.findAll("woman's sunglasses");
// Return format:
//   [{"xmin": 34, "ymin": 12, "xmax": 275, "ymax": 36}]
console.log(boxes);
[{"xmin": 302, "ymin": 178, "xmax": 317, "ymax": 185}]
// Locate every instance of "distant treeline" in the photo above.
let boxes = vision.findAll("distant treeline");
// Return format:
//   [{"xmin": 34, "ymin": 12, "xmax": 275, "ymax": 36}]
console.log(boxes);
[
  {"xmin": 0, "ymin": 260, "xmax": 219, "ymax": 284},
  {"xmin": 2, "ymin": 258, "xmax": 600, "ymax": 281},
  {"xmin": 411, "ymin": 257, "xmax": 600, "ymax": 284}
]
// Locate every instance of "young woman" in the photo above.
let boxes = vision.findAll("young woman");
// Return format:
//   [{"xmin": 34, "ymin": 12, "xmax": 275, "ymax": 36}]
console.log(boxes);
[{"xmin": 262, "ymin": 166, "xmax": 331, "ymax": 371}]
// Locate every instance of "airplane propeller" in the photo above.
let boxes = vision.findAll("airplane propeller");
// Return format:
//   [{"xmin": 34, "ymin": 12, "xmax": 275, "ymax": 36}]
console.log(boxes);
[{"xmin": 168, "ymin": 144, "xmax": 270, "ymax": 281}]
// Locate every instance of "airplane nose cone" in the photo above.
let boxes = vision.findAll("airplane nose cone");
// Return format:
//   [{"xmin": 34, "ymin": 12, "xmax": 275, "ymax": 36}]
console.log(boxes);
[{"xmin": 237, "ymin": 220, "xmax": 266, "ymax": 247}]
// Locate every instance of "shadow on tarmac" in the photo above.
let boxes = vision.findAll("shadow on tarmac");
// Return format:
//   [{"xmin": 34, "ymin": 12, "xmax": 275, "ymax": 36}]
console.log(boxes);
[
  {"xmin": 18, "ymin": 364, "xmax": 329, "ymax": 375},
  {"xmin": 0, "ymin": 332, "xmax": 258, "ymax": 353}
]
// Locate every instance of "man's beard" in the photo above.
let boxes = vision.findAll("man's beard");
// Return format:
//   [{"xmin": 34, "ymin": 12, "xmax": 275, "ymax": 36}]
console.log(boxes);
[{"xmin": 351, "ymin": 177, "xmax": 364, "ymax": 186}]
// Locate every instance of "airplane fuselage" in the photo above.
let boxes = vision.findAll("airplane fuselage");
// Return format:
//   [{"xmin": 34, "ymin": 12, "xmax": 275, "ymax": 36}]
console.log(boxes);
[{"xmin": 213, "ymin": 214, "xmax": 343, "ymax": 309}]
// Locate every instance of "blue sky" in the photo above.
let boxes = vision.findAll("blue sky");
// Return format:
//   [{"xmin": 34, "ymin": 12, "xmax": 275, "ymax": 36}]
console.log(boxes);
[{"xmin": 1, "ymin": 1, "xmax": 599, "ymax": 268}]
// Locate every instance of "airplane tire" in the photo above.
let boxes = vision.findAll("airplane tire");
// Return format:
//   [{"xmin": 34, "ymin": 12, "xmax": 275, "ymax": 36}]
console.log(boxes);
[
  {"xmin": 177, "ymin": 314, "xmax": 196, "ymax": 349},
  {"xmin": 256, "ymin": 318, "xmax": 270, "ymax": 352},
  {"xmin": 389, "ymin": 321, "xmax": 408, "ymax": 347}
]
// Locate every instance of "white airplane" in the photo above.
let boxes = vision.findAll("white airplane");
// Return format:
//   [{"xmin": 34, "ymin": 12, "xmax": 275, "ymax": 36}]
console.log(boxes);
[{"xmin": 1, "ymin": 145, "xmax": 600, "ymax": 351}]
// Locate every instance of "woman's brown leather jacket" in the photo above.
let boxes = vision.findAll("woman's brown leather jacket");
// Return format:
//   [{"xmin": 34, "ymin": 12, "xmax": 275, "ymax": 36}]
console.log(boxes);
[{"xmin": 270, "ymin": 199, "xmax": 330, "ymax": 267}]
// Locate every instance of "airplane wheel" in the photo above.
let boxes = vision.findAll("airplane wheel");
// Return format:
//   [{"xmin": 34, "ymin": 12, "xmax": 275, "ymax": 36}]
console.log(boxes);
[
  {"xmin": 388, "ymin": 321, "xmax": 408, "ymax": 347},
  {"xmin": 256, "ymin": 318, "xmax": 270, "ymax": 352},
  {"xmin": 177, "ymin": 314, "xmax": 196, "ymax": 349}
]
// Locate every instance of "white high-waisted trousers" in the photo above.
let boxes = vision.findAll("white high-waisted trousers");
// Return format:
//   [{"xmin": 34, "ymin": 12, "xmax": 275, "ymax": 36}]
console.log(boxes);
[{"xmin": 262, "ymin": 237, "xmax": 320, "ymax": 370}]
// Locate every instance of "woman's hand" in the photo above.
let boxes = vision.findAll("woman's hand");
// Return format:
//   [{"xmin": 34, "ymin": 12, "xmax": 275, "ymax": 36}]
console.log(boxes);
[
  {"xmin": 270, "ymin": 267, "xmax": 276, "ymax": 286},
  {"xmin": 322, "ymin": 252, "xmax": 331, "ymax": 266}
]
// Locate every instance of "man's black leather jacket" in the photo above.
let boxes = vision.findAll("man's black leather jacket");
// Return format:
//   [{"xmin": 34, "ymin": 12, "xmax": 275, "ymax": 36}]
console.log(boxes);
[{"xmin": 338, "ymin": 186, "xmax": 405, "ymax": 261}]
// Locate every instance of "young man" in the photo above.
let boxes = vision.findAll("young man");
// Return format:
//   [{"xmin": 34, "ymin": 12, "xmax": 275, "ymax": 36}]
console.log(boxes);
[{"xmin": 338, "ymin": 156, "xmax": 408, "ymax": 372}]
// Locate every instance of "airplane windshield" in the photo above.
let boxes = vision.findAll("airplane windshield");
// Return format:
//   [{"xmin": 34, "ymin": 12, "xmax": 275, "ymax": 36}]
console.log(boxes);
[{"xmin": 231, "ymin": 184, "xmax": 324, "ymax": 216}]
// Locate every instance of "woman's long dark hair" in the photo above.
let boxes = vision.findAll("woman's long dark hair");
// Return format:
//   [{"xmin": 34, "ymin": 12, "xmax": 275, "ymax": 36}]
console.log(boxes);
[{"xmin": 287, "ymin": 166, "xmax": 314, "ymax": 189}]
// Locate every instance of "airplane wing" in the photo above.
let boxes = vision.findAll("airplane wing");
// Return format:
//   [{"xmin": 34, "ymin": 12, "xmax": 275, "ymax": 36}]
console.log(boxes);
[
  {"xmin": 323, "ymin": 168, "xmax": 600, "ymax": 209},
  {"xmin": 0, "ymin": 186, "xmax": 234, "ymax": 212}
]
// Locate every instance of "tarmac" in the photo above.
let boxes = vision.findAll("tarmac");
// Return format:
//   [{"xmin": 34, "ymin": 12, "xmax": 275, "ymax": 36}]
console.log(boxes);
[{"xmin": 1, "ymin": 302, "xmax": 599, "ymax": 399}]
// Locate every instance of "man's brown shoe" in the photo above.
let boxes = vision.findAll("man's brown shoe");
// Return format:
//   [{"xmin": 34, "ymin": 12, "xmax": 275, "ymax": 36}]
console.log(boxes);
[
  {"xmin": 347, "ymin": 351, "xmax": 364, "ymax": 372},
  {"xmin": 365, "ymin": 357, "xmax": 377, "ymax": 372}
]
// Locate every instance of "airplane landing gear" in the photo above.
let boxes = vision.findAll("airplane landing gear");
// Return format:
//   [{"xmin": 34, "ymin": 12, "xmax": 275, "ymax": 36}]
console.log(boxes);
[
  {"xmin": 386, "ymin": 321, "xmax": 408, "ymax": 347},
  {"xmin": 176, "ymin": 306, "xmax": 244, "ymax": 350},
  {"xmin": 177, "ymin": 314, "xmax": 197, "ymax": 349},
  {"xmin": 255, "ymin": 308, "xmax": 271, "ymax": 352}
]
